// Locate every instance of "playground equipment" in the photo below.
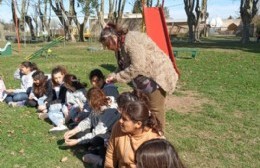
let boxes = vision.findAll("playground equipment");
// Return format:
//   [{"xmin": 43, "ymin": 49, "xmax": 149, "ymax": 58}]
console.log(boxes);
[
  {"xmin": 143, "ymin": 5, "xmax": 180, "ymax": 77},
  {"xmin": 173, "ymin": 48, "xmax": 199, "ymax": 59},
  {"xmin": 25, "ymin": 36, "xmax": 64, "ymax": 60},
  {"xmin": 0, "ymin": 42, "xmax": 12, "ymax": 56}
]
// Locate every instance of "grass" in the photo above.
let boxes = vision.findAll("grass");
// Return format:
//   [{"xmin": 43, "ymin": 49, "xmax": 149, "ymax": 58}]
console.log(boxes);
[{"xmin": 0, "ymin": 37, "xmax": 259, "ymax": 168}]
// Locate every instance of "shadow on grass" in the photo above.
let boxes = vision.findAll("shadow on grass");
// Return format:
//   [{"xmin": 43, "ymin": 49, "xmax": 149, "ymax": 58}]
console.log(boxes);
[
  {"xmin": 172, "ymin": 36, "xmax": 260, "ymax": 54},
  {"xmin": 100, "ymin": 64, "xmax": 117, "ymax": 73},
  {"xmin": 58, "ymin": 140, "xmax": 91, "ymax": 168}
]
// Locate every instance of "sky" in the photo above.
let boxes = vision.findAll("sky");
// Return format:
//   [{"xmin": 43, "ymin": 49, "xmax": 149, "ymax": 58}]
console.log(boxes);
[{"xmin": 0, "ymin": 0, "xmax": 241, "ymax": 23}]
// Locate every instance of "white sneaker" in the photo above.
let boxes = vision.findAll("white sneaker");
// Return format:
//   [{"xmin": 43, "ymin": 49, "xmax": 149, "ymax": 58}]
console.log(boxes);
[
  {"xmin": 8, "ymin": 102, "xmax": 18, "ymax": 107},
  {"xmin": 8, "ymin": 101, "xmax": 24, "ymax": 107},
  {"xmin": 82, "ymin": 153, "xmax": 103, "ymax": 167},
  {"xmin": 49, "ymin": 125, "xmax": 68, "ymax": 133}
]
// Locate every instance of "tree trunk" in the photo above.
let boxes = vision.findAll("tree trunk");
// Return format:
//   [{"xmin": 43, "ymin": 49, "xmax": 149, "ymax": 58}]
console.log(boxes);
[
  {"xmin": 108, "ymin": 0, "xmax": 115, "ymax": 22},
  {"xmin": 25, "ymin": 15, "xmax": 36, "ymax": 40},
  {"xmin": 49, "ymin": 0, "xmax": 71, "ymax": 40},
  {"xmin": 79, "ymin": 23, "xmax": 84, "ymax": 42},
  {"xmin": 184, "ymin": 0, "xmax": 196, "ymax": 43},
  {"xmin": 240, "ymin": 0, "xmax": 259, "ymax": 44},
  {"xmin": 194, "ymin": 0, "xmax": 201, "ymax": 42}
]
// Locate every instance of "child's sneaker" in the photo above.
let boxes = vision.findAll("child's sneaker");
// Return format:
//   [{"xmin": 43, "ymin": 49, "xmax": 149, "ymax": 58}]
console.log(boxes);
[
  {"xmin": 8, "ymin": 102, "xmax": 19, "ymax": 107},
  {"xmin": 8, "ymin": 101, "xmax": 25, "ymax": 107},
  {"xmin": 49, "ymin": 125, "xmax": 68, "ymax": 133},
  {"xmin": 82, "ymin": 153, "xmax": 103, "ymax": 167}
]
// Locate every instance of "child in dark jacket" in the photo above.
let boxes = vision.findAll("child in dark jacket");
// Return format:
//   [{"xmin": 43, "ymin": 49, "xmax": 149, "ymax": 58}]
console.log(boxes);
[
  {"xmin": 25, "ymin": 71, "xmax": 53, "ymax": 114},
  {"xmin": 64, "ymin": 87, "xmax": 120, "ymax": 167}
]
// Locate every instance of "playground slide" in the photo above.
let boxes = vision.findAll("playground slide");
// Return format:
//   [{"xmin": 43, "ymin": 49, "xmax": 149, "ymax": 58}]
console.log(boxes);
[{"xmin": 143, "ymin": 7, "xmax": 180, "ymax": 77}]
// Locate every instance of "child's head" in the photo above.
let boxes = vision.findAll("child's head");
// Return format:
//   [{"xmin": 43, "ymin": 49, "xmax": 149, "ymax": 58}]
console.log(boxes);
[
  {"xmin": 32, "ymin": 71, "xmax": 48, "ymax": 97},
  {"xmin": 116, "ymin": 89, "xmax": 149, "ymax": 113},
  {"xmin": 32, "ymin": 71, "xmax": 47, "ymax": 86},
  {"xmin": 89, "ymin": 69, "xmax": 105, "ymax": 89},
  {"xmin": 118, "ymin": 90, "xmax": 162, "ymax": 135},
  {"xmin": 20, "ymin": 61, "xmax": 38, "ymax": 75},
  {"xmin": 64, "ymin": 74, "xmax": 86, "ymax": 92},
  {"xmin": 86, "ymin": 87, "xmax": 110, "ymax": 112},
  {"xmin": 136, "ymin": 139, "xmax": 185, "ymax": 168},
  {"xmin": 51, "ymin": 66, "xmax": 67, "ymax": 86}
]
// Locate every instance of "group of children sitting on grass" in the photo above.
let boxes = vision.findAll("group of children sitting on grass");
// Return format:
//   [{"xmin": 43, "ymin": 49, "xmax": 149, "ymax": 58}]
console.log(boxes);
[{"xmin": 0, "ymin": 61, "xmax": 185, "ymax": 168}]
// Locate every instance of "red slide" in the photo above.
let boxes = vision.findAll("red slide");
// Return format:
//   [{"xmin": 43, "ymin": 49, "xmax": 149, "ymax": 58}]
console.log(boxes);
[{"xmin": 143, "ymin": 7, "xmax": 180, "ymax": 77}]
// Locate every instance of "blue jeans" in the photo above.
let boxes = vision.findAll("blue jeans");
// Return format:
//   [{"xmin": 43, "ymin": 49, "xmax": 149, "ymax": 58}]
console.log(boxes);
[
  {"xmin": 48, "ymin": 103, "xmax": 65, "ymax": 126},
  {"xmin": 5, "ymin": 92, "xmax": 28, "ymax": 103}
]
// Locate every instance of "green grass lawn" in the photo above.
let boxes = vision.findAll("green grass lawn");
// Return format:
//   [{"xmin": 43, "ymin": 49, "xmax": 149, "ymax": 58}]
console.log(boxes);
[{"xmin": 0, "ymin": 37, "xmax": 259, "ymax": 168}]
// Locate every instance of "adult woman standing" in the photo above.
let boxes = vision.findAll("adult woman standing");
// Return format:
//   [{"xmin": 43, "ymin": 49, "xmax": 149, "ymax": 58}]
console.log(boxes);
[{"xmin": 99, "ymin": 23, "xmax": 179, "ymax": 130}]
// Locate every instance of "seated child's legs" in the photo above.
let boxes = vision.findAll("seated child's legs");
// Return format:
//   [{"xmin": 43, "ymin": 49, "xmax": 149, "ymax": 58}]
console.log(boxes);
[
  {"xmin": 5, "ymin": 95, "xmax": 14, "ymax": 103},
  {"xmin": 12, "ymin": 92, "xmax": 28, "ymax": 102},
  {"xmin": 25, "ymin": 99, "xmax": 37, "ymax": 107},
  {"xmin": 48, "ymin": 104, "xmax": 64, "ymax": 126}
]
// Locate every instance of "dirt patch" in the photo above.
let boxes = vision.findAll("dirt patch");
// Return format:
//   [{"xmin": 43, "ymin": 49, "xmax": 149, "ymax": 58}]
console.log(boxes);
[{"xmin": 165, "ymin": 91, "xmax": 211, "ymax": 113}]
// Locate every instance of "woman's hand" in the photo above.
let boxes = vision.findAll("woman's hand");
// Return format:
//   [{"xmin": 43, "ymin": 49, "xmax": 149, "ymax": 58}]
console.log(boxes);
[
  {"xmin": 106, "ymin": 75, "xmax": 117, "ymax": 83},
  {"xmin": 38, "ymin": 105, "xmax": 46, "ymax": 111},
  {"xmin": 28, "ymin": 95, "xmax": 34, "ymax": 100},
  {"xmin": 65, "ymin": 139, "xmax": 78, "ymax": 146},
  {"xmin": 64, "ymin": 128, "xmax": 78, "ymax": 140}
]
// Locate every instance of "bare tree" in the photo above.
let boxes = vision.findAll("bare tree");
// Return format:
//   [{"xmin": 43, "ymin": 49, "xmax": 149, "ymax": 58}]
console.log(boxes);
[
  {"xmin": 184, "ymin": 0, "xmax": 196, "ymax": 42},
  {"xmin": 132, "ymin": 0, "xmax": 161, "ymax": 13},
  {"xmin": 49, "ymin": 0, "xmax": 71, "ymax": 40},
  {"xmin": 184, "ymin": 0, "xmax": 207, "ymax": 42},
  {"xmin": 68, "ymin": 0, "xmax": 96, "ymax": 42},
  {"xmin": 11, "ymin": 0, "xmax": 36, "ymax": 40},
  {"xmin": 94, "ymin": 0, "xmax": 105, "ymax": 27},
  {"xmin": 240, "ymin": 0, "xmax": 259, "ymax": 43},
  {"xmin": 201, "ymin": 0, "xmax": 208, "ymax": 37},
  {"xmin": 38, "ymin": 0, "xmax": 51, "ymax": 32},
  {"xmin": 108, "ymin": 0, "xmax": 116, "ymax": 21}
]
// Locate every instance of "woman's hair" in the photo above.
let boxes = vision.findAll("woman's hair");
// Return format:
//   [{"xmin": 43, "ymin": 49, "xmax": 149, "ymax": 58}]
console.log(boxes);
[
  {"xmin": 51, "ymin": 65, "xmax": 68, "ymax": 86},
  {"xmin": 99, "ymin": 23, "xmax": 128, "ymax": 47},
  {"xmin": 121, "ymin": 98, "xmax": 162, "ymax": 135},
  {"xmin": 117, "ymin": 89, "xmax": 149, "ymax": 109},
  {"xmin": 32, "ymin": 71, "xmax": 48, "ymax": 97},
  {"xmin": 87, "ymin": 87, "xmax": 110, "ymax": 112},
  {"xmin": 89, "ymin": 69, "xmax": 105, "ymax": 81},
  {"xmin": 21, "ymin": 61, "xmax": 38, "ymax": 71},
  {"xmin": 63, "ymin": 74, "xmax": 87, "ymax": 92},
  {"xmin": 136, "ymin": 139, "xmax": 185, "ymax": 168}
]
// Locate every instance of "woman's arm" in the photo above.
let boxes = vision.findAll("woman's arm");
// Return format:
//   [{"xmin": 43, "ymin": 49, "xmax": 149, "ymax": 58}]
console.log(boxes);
[{"xmin": 110, "ymin": 39, "xmax": 146, "ymax": 83}]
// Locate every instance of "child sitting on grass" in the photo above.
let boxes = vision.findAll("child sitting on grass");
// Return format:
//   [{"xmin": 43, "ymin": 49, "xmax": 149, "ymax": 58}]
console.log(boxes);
[
  {"xmin": 63, "ymin": 74, "xmax": 87, "ymax": 123},
  {"xmin": 64, "ymin": 87, "xmax": 120, "ymax": 167},
  {"xmin": 25, "ymin": 71, "xmax": 53, "ymax": 114},
  {"xmin": 47, "ymin": 66, "xmax": 68, "ymax": 132},
  {"xmin": 5, "ymin": 61, "xmax": 38, "ymax": 107},
  {"xmin": 89, "ymin": 69, "xmax": 119, "ymax": 99}
]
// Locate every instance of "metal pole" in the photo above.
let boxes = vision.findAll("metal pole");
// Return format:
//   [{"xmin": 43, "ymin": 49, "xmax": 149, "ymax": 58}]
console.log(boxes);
[
  {"xmin": 63, "ymin": 18, "xmax": 65, "ymax": 47},
  {"xmin": 24, "ymin": 16, "xmax": 26, "ymax": 47}
]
